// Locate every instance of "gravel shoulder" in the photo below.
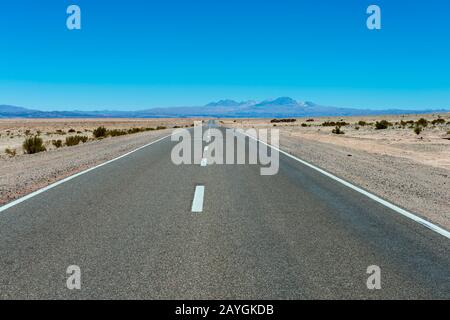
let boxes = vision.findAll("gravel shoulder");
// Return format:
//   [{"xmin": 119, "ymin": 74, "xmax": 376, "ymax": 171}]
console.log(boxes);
[
  {"xmin": 279, "ymin": 133, "xmax": 450, "ymax": 230},
  {"xmin": 0, "ymin": 130, "xmax": 170, "ymax": 205}
]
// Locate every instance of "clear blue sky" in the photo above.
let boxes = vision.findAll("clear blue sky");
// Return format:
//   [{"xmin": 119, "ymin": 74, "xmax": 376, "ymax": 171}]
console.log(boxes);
[{"xmin": 1, "ymin": 0, "xmax": 449, "ymax": 111}]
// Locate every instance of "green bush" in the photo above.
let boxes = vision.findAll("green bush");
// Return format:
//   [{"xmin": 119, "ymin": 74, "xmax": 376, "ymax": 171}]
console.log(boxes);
[
  {"xmin": 65, "ymin": 135, "xmax": 88, "ymax": 146},
  {"xmin": 323, "ymin": 121, "xmax": 348, "ymax": 127},
  {"xmin": 107, "ymin": 129, "xmax": 128, "ymax": 137},
  {"xmin": 270, "ymin": 119, "xmax": 296, "ymax": 123},
  {"xmin": 375, "ymin": 120, "xmax": 392, "ymax": 130},
  {"xmin": 156, "ymin": 126, "xmax": 167, "ymax": 130},
  {"xmin": 414, "ymin": 126, "xmax": 422, "ymax": 135},
  {"xmin": 5, "ymin": 148, "xmax": 16, "ymax": 157},
  {"xmin": 127, "ymin": 127, "xmax": 145, "ymax": 134},
  {"xmin": 416, "ymin": 118, "xmax": 428, "ymax": 127},
  {"xmin": 431, "ymin": 118, "xmax": 445, "ymax": 125},
  {"xmin": 93, "ymin": 126, "xmax": 107, "ymax": 138},
  {"xmin": 52, "ymin": 140, "xmax": 63, "ymax": 148},
  {"xmin": 400, "ymin": 120, "xmax": 414, "ymax": 127},
  {"xmin": 332, "ymin": 126, "xmax": 345, "ymax": 134},
  {"xmin": 23, "ymin": 136, "xmax": 46, "ymax": 154},
  {"xmin": 358, "ymin": 121, "xmax": 367, "ymax": 126}
]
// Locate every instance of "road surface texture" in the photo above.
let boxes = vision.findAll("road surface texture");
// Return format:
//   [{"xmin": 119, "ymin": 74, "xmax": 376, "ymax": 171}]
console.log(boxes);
[{"xmin": 0, "ymin": 122, "xmax": 449, "ymax": 299}]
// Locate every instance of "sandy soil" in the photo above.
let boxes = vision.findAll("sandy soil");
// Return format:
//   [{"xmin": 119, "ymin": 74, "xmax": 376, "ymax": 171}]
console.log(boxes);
[
  {"xmin": 223, "ymin": 113, "xmax": 450, "ymax": 230},
  {"xmin": 0, "ymin": 118, "xmax": 197, "ymax": 157}
]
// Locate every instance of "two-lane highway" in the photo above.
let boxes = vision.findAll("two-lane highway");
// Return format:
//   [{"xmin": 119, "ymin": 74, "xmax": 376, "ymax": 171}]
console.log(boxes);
[{"xmin": 0, "ymin": 124, "xmax": 448, "ymax": 299}]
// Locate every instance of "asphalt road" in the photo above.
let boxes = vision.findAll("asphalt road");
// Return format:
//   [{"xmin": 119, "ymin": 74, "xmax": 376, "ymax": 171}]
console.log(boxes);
[{"xmin": 0, "ymin": 122, "xmax": 449, "ymax": 299}]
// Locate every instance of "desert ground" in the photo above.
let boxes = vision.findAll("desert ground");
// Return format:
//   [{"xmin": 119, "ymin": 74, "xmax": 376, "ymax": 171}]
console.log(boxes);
[
  {"xmin": 0, "ymin": 118, "xmax": 196, "ymax": 157},
  {"xmin": 223, "ymin": 113, "xmax": 450, "ymax": 229}
]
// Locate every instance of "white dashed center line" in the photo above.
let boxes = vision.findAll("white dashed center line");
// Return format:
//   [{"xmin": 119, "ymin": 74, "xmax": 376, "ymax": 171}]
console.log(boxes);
[
  {"xmin": 191, "ymin": 186, "xmax": 205, "ymax": 212},
  {"xmin": 201, "ymin": 146, "xmax": 209, "ymax": 167}
]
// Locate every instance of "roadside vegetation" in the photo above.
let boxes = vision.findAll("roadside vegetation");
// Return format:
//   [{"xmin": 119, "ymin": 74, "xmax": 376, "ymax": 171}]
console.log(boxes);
[
  {"xmin": 416, "ymin": 118, "xmax": 428, "ymax": 127},
  {"xmin": 93, "ymin": 126, "xmax": 108, "ymax": 138},
  {"xmin": 332, "ymin": 126, "xmax": 345, "ymax": 134},
  {"xmin": 52, "ymin": 140, "xmax": 63, "ymax": 148},
  {"xmin": 431, "ymin": 118, "xmax": 445, "ymax": 125},
  {"xmin": 99, "ymin": 126, "xmax": 168, "ymax": 137},
  {"xmin": 270, "ymin": 118, "xmax": 296, "ymax": 123},
  {"xmin": 375, "ymin": 120, "xmax": 392, "ymax": 130},
  {"xmin": 276, "ymin": 115, "xmax": 450, "ymax": 141},
  {"xmin": 65, "ymin": 135, "xmax": 88, "ymax": 146},
  {"xmin": 11, "ymin": 124, "xmax": 174, "ymax": 157},
  {"xmin": 283, "ymin": 116, "xmax": 450, "ymax": 138},
  {"xmin": 322, "ymin": 121, "xmax": 349, "ymax": 127},
  {"xmin": 23, "ymin": 136, "xmax": 46, "ymax": 154},
  {"xmin": 5, "ymin": 148, "xmax": 17, "ymax": 157},
  {"xmin": 400, "ymin": 120, "xmax": 414, "ymax": 128}
]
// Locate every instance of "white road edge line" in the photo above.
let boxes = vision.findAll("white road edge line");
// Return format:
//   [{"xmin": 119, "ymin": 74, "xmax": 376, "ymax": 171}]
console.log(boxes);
[
  {"xmin": 0, "ymin": 133, "xmax": 173, "ymax": 214},
  {"xmin": 241, "ymin": 131, "xmax": 450, "ymax": 239},
  {"xmin": 191, "ymin": 185, "xmax": 205, "ymax": 212}
]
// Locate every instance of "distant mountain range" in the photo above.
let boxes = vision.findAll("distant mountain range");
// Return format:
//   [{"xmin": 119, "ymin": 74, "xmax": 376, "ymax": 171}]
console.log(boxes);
[{"xmin": 1, "ymin": 97, "xmax": 447, "ymax": 118}]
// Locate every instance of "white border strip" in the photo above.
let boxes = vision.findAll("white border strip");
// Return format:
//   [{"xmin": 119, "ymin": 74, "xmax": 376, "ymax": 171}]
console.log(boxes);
[
  {"xmin": 0, "ymin": 133, "xmax": 172, "ymax": 213},
  {"xmin": 242, "ymin": 131, "xmax": 450, "ymax": 239}
]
